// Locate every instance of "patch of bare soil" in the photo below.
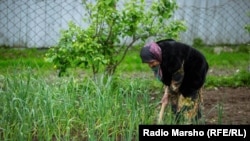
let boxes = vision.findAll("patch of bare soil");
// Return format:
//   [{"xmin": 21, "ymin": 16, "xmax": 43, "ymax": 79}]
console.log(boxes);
[{"xmin": 203, "ymin": 87, "xmax": 250, "ymax": 124}]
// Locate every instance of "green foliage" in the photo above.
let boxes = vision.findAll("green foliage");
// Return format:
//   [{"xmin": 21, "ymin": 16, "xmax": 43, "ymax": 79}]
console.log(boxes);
[
  {"xmin": 192, "ymin": 37, "xmax": 205, "ymax": 48},
  {"xmin": 0, "ymin": 48, "xmax": 52, "ymax": 74},
  {"xmin": 244, "ymin": 12, "xmax": 250, "ymax": 33},
  {"xmin": 245, "ymin": 24, "xmax": 250, "ymax": 33},
  {"xmin": 203, "ymin": 47, "xmax": 249, "ymax": 69},
  {"xmin": 236, "ymin": 44, "xmax": 250, "ymax": 53},
  {"xmin": 45, "ymin": 22, "xmax": 108, "ymax": 77},
  {"xmin": 205, "ymin": 70, "xmax": 250, "ymax": 88},
  {"xmin": 45, "ymin": 0, "xmax": 186, "ymax": 77},
  {"xmin": 0, "ymin": 72, "xmax": 164, "ymax": 140},
  {"xmin": 1, "ymin": 47, "xmax": 250, "ymax": 140}
]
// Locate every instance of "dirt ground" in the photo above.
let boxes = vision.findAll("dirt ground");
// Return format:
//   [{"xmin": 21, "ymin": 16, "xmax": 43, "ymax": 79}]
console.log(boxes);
[{"xmin": 203, "ymin": 87, "xmax": 250, "ymax": 124}]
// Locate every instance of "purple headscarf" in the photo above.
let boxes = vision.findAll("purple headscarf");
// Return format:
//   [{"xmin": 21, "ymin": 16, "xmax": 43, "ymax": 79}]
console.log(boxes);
[
  {"xmin": 140, "ymin": 42, "xmax": 162, "ymax": 63},
  {"xmin": 140, "ymin": 42, "xmax": 162, "ymax": 80}
]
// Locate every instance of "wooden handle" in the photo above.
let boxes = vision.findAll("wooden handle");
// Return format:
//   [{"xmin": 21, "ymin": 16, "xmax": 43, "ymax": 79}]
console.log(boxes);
[{"xmin": 158, "ymin": 103, "xmax": 167, "ymax": 124}]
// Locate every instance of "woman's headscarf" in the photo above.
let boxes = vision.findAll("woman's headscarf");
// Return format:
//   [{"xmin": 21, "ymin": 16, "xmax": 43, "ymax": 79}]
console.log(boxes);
[
  {"xmin": 140, "ymin": 42, "xmax": 162, "ymax": 80},
  {"xmin": 140, "ymin": 42, "xmax": 162, "ymax": 63}
]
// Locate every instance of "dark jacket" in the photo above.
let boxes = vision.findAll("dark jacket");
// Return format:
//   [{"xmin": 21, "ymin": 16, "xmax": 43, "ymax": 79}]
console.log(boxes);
[{"xmin": 157, "ymin": 39, "xmax": 209, "ymax": 97}]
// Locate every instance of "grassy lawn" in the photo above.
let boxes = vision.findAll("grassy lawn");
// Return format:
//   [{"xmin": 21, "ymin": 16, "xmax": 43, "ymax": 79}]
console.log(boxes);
[{"xmin": 0, "ymin": 45, "xmax": 249, "ymax": 140}]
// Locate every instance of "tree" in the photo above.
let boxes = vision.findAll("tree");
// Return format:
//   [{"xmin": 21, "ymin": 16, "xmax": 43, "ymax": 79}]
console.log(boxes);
[{"xmin": 45, "ymin": 0, "xmax": 186, "ymax": 77}]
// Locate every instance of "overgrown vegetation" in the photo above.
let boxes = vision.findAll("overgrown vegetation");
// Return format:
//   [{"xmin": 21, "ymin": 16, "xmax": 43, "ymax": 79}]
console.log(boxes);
[
  {"xmin": 0, "ymin": 72, "xmax": 158, "ymax": 140},
  {"xmin": 0, "ymin": 44, "xmax": 249, "ymax": 140}
]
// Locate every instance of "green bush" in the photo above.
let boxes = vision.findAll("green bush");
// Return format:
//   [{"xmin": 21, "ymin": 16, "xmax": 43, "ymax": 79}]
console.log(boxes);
[{"xmin": 192, "ymin": 37, "xmax": 205, "ymax": 48}]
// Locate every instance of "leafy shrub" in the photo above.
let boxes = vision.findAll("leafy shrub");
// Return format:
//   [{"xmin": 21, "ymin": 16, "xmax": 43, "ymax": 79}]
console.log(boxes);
[
  {"xmin": 192, "ymin": 38, "xmax": 205, "ymax": 48},
  {"xmin": 45, "ymin": 0, "xmax": 186, "ymax": 77}
]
